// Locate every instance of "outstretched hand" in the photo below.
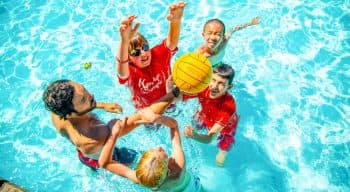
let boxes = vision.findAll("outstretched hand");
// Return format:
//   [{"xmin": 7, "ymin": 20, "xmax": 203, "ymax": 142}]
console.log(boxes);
[
  {"xmin": 103, "ymin": 103, "xmax": 123, "ymax": 113},
  {"xmin": 167, "ymin": 1, "xmax": 186, "ymax": 22},
  {"xmin": 156, "ymin": 116, "xmax": 178, "ymax": 129},
  {"xmin": 120, "ymin": 15, "xmax": 140, "ymax": 41},
  {"xmin": 111, "ymin": 118, "xmax": 126, "ymax": 137},
  {"xmin": 250, "ymin": 16, "xmax": 260, "ymax": 25},
  {"xmin": 183, "ymin": 125, "xmax": 194, "ymax": 138}
]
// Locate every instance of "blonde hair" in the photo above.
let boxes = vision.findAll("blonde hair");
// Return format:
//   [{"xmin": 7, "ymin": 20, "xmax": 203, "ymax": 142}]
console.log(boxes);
[{"xmin": 136, "ymin": 150, "xmax": 168, "ymax": 188}]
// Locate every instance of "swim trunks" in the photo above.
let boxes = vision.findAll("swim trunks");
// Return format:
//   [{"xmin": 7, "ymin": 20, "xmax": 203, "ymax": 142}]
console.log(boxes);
[
  {"xmin": 77, "ymin": 147, "xmax": 137, "ymax": 171},
  {"xmin": 193, "ymin": 118, "xmax": 235, "ymax": 152},
  {"xmin": 217, "ymin": 134, "xmax": 234, "ymax": 151}
]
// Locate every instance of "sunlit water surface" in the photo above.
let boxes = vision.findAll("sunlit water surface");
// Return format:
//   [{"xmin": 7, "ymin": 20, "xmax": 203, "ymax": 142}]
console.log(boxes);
[{"xmin": 0, "ymin": 0, "xmax": 349, "ymax": 191}]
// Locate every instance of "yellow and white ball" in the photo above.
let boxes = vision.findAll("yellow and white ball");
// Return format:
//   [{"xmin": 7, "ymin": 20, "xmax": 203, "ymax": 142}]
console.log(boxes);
[{"xmin": 172, "ymin": 52, "xmax": 212, "ymax": 94}]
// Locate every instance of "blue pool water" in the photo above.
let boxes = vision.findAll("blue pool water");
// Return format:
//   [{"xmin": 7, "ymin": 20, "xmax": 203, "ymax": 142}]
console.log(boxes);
[{"xmin": 1, "ymin": 0, "xmax": 349, "ymax": 191}]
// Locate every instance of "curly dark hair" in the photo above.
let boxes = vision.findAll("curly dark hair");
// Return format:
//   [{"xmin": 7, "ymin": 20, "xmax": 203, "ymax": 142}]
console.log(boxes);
[{"xmin": 43, "ymin": 79, "xmax": 76, "ymax": 119}]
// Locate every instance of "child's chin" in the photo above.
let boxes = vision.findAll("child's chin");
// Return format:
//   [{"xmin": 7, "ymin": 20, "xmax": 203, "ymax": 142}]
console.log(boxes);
[
  {"xmin": 207, "ymin": 43, "xmax": 216, "ymax": 48},
  {"xmin": 140, "ymin": 62, "xmax": 151, "ymax": 68}
]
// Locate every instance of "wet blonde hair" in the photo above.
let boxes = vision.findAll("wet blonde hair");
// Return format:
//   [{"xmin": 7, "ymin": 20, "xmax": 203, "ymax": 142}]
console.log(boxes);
[
  {"xmin": 136, "ymin": 150, "xmax": 168, "ymax": 188},
  {"xmin": 128, "ymin": 32, "xmax": 148, "ymax": 53}
]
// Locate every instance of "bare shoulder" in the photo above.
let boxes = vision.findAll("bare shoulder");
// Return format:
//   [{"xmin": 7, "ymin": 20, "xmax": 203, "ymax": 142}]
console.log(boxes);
[
  {"xmin": 159, "ymin": 164, "xmax": 186, "ymax": 190},
  {"xmin": 167, "ymin": 157, "xmax": 184, "ymax": 179},
  {"xmin": 51, "ymin": 113, "xmax": 68, "ymax": 132}
]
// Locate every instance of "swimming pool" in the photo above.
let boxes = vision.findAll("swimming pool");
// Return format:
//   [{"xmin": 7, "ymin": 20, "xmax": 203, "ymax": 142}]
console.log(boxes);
[{"xmin": 1, "ymin": 0, "xmax": 349, "ymax": 191}]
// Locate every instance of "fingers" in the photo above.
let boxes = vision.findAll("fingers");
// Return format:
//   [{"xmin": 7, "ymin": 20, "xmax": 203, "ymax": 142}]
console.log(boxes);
[
  {"xmin": 169, "ymin": 1, "xmax": 186, "ymax": 10},
  {"xmin": 112, "ymin": 120, "xmax": 122, "ymax": 136},
  {"xmin": 166, "ymin": 14, "xmax": 174, "ymax": 21},
  {"xmin": 121, "ymin": 15, "xmax": 137, "ymax": 24},
  {"xmin": 167, "ymin": 1, "xmax": 186, "ymax": 21},
  {"xmin": 133, "ymin": 22, "xmax": 140, "ymax": 32},
  {"xmin": 251, "ymin": 16, "xmax": 260, "ymax": 24},
  {"xmin": 120, "ymin": 15, "xmax": 138, "ymax": 31},
  {"xmin": 113, "ymin": 104, "xmax": 123, "ymax": 113},
  {"xmin": 183, "ymin": 125, "xmax": 193, "ymax": 137}
]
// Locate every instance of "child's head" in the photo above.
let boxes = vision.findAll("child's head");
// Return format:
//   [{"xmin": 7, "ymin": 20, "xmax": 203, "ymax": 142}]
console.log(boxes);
[
  {"xmin": 209, "ymin": 64, "xmax": 235, "ymax": 98},
  {"xmin": 128, "ymin": 32, "xmax": 152, "ymax": 68},
  {"xmin": 136, "ymin": 147, "xmax": 168, "ymax": 188},
  {"xmin": 202, "ymin": 19, "xmax": 226, "ymax": 48},
  {"xmin": 43, "ymin": 80, "xmax": 96, "ymax": 119}
]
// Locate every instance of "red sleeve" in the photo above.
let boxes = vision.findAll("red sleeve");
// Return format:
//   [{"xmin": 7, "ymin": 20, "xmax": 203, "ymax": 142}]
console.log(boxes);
[{"xmin": 154, "ymin": 39, "xmax": 178, "ymax": 56}]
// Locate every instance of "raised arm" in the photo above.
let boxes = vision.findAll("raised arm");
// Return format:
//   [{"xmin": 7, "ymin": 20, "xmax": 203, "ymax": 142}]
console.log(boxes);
[
  {"xmin": 170, "ymin": 122, "xmax": 185, "ymax": 170},
  {"xmin": 166, "ymin": 2, "xmax": 186, "ymax": 50},
  {"xmin": 117, "ymin": 15, "xmax": 140, "ymax": 78},
  {"xmin": 98, "ymin": 119, "xmax": 139, "ymax": 183},
  {"xmin": 225, "ymin": 16, "xmax": 260, "ymax": 39},
  {"xmin": 98, "ymin": 101, "xmax": 179, "ymax": 183},
  {"xmin": 96, "ymin": 102, "xmax": 122, "ymax": 113}
]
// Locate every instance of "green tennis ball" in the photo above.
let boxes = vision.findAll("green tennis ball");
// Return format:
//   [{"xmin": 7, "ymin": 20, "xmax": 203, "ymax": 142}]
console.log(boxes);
[{"xmin": 83, "ymin": 62, "xmax": 91, "ymax": 70}]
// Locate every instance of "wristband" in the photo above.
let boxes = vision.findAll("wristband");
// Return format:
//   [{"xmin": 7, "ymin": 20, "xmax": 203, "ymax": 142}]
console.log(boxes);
[
  {"xmin": 116, "ymin": 57, "xmax": 129, "ymax": 64},
  {"xmin": 172, "ymin": 87, "xmax": 180, "ymax": 98}
]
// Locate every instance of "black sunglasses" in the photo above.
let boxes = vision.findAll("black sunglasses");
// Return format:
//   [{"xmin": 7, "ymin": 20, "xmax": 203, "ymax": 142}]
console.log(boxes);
[{"xmin": 130, "ymin": 44, "xmax": 150, "ymax": 57}]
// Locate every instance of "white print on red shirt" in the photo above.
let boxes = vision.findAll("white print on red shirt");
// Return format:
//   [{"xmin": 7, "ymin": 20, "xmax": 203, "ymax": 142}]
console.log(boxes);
[{"xmin": 137, "ymin": 72, "xmax": 165, "ymax": 94}]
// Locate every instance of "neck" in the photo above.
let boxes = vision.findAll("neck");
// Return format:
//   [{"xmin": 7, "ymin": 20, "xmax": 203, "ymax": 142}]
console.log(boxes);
[{"xmin": 67, "ymin": 113, "xmax": 92, "ymax": 122}]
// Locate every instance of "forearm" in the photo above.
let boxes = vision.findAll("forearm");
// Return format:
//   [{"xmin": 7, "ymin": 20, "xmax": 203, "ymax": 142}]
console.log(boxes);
[
  {"xmin": 166, "ymin": 21, "xmax": 181, "ymax": 50},
  {"xmin": 105, "ymin": 161, "xmax": 139, "ymax": 183},
  {"xmin": 96, "ymin": 102, "xmax": 106, "ymax": 109},
  {"xmin": 149, "ymin": 91, "xmax": 177, "ymax": 114},
  {"xmin": 117, "ymin": 40, "xmax": 130, "ymax": 77},
  {"xmin": 191, "ymin": 131, "xmax": 213, "ymax": 144},
  {"xmin": 98, "ymin": 134, "xmax": 118, "ymax": 168},
  {"xmin": 171, "ymin": 127, "xmax": 185, "ymax": 167},
  {"xmin": 155, "ymin": 116, "xmax": 177, "ymax": 129},
  {"xmin": 226, "ymin": 22, "xmax": 253, "ymax": 39},
  {"xmin": 118, "ymin": 116, "xmax": 139, "ymax": 137}
]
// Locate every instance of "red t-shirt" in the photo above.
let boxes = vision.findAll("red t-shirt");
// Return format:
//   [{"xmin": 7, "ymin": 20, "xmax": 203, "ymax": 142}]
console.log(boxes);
[
  {"xmin": 118, "ymin": 39, "xmax": 178, "ymax": 109},
  {"xmin": 184, "ymin": 87, "xmax": 238, "ymax": 135}
]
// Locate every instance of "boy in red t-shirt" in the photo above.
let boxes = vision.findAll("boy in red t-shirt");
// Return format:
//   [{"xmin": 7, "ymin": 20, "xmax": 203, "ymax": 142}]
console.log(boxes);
[
  {"xmin": 116, "ymin": 2, "xmax": 186, "ymax": 109},
  {"xmin": 183, "ymin": 64, "xmax": 239, "ymax": 166}
]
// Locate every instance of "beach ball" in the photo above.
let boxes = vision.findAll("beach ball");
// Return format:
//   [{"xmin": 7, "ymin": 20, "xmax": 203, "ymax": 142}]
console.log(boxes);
[{"xmin": 172, "ymin": 52, "xmax": 212, "ymax": 94}]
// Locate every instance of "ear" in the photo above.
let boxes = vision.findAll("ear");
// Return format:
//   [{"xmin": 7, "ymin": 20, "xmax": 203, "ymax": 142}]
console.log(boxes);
[
  {"xmin": 227, "ymin": 84, "xmax": 233, "ymax": 90},
  {"xmin": 201, "ymin": 32, "xmax": 205, "ymax": 38}
]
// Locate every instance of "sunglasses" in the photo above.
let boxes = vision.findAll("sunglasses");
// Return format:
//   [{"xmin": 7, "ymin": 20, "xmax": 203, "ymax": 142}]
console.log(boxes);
[{"xmin": 129, "ymin": 44, "xmax": 150, "ymax": 57}]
